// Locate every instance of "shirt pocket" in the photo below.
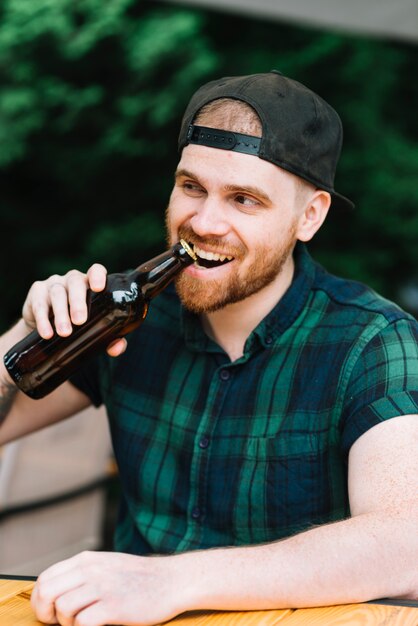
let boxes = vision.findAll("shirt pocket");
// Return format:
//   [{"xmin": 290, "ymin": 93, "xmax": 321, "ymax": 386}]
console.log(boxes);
[{"xmin": 208, "ymin": 429, "xmax": 346, "ymax": 545}]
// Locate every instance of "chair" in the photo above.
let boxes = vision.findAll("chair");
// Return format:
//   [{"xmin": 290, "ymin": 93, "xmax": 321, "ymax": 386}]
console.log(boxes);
[{"xmin": 0, "ymin": 405, "xmax": 114, "ymax": 575}]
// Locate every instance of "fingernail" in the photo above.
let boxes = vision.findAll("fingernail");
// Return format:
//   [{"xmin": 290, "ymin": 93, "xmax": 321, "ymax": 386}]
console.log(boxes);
[
  {"xmin": 59, "ymin": 323, "xmax": 72, "ymax": 335},
  {"xmin": 40, "ymin": 327, "xmax": 54, "ymax": 340},
  {"xmin": 73, "ymin": 312, "xmax": 87, "ymax": 324}
]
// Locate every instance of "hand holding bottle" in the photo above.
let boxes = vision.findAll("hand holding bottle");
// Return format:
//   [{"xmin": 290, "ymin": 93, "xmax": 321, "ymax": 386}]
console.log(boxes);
[
  {"xmin": 4, "ymin": 241, "xmax": 196, "ymax": 399},
  {"xmin": 20, "ymin": 263, "xmax": 127, "ymax": 357}
]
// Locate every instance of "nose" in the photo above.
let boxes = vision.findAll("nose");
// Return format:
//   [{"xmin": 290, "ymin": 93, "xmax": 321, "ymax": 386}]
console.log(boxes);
[{"xmin": 189, "ymin": 196, "xmax": 230, "ymax": 238}]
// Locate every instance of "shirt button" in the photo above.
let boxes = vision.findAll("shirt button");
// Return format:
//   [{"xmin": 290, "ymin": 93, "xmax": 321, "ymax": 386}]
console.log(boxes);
[
  {"xmin": 191, "ymin": 506, "xmax": 202, "ymax": 520},
  {"xmin": 265, "ymin": 336, "xmax": 273, "ymax": 345},
  {"xmin": 199, "ymin": 436, "xmax": 210, "ymax": 449},
  {"xmin": 219, "ymin": 369, "xmax": 230, "ymax": 381}
]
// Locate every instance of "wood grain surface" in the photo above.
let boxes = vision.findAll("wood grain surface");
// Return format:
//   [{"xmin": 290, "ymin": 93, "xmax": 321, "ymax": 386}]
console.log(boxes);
[
  {"xmin": 170, "ymin": 608, "xmax": 294, "ymax": 625},
  {"xmin": 0, "ymin": 580, "xmax": 42, "ymax": 626},
  {"xmin": 272, "ymin": 602, "xmax": 418, "ymax": 625},
  {"xmin": 0, "ymin": 579, "xmax": 417, "ymax": 625}
]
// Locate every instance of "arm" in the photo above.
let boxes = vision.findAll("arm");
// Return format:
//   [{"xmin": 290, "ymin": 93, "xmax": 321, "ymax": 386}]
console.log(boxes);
[
  {"xmin": 179, "ymin": 414, "xmax": 418, "ymax": 609},
  {"xmin": 31, "ymin": 414, "xmax": 418, "ymax": 625},
  {"xmin": 0, "ymin": 263, "xmax": 126, "ymax": 445},
  {"xmin": 0, "ymin": 318, "xmax": 90, "ymax": 444}
]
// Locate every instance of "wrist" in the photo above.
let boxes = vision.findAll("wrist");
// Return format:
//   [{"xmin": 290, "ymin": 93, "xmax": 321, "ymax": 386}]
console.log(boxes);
[
  {"xmin": 0, "ymin": 318, "xmax": 31, "ymax": 384},
  {"xmin": 4, "ymin": 318, "xmax": 33, "ymax": 343},
  {"xmin": 170, "ymin": 544, "xmax": 283, "ymax": 613},
  {"xmin": 170, "ymin": 547, "xmax": 249, "ymax": 613}
]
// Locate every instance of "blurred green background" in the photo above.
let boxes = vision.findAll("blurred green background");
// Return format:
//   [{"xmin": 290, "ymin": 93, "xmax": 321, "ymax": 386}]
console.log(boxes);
[{"xmin": 1, "ymin": 0, "xmax": 418, "ymax": 331}]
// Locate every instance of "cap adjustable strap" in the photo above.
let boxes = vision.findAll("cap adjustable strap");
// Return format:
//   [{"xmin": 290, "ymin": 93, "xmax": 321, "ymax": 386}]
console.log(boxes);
[{"xmin": 186, "ymin": 125, "xmax": 261, "ymax": 156}]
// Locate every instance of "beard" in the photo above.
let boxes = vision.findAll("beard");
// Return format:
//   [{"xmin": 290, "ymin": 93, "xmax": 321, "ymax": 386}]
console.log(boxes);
[{"xmin": 171, "ymin": 222, "xmax": 298, "ymax": 314}]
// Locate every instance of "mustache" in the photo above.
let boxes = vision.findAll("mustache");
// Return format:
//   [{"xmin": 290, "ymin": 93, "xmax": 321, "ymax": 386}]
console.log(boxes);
[{"xmin": 177, "ymin": 224, "xmax": 245, "ymax": 258}]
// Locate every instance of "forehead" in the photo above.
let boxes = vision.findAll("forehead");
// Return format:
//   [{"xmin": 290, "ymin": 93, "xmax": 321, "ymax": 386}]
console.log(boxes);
[{"xmin": 177, "ymin": 144, "xmax": 298, "ymax": 198}]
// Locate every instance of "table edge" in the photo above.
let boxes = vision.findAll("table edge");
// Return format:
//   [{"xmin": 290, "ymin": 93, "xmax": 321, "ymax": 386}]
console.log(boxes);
[
  {"xmin": 367, "ymin": 598, "xmax": 418, "ymax": 608},
  {"xmin": 0, "ymin": 574, "xmax": 37, "ymax": 581},
  {"xmin": 0, "ymin": 577, "xmax": 416, "ymax": 608}
]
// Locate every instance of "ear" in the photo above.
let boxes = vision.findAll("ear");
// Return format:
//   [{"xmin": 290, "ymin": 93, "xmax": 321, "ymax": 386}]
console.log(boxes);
[{"xmin": 296, "ymin": 190, "xmax": 331, "ymax": 242}]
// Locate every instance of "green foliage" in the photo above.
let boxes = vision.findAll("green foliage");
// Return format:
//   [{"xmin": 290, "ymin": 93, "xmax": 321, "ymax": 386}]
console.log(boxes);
[
  {"xmin": 0, "ymin": 0, "xmax": 219, "ymax": 326},
  {"xmin": 0, "ymin": 0, "xmax": 417, "ymax": 329}
]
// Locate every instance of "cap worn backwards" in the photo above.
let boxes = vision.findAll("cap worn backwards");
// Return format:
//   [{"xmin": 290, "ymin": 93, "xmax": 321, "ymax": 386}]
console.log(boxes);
[{"xmin": 178, "ymin": 70, "xmax": 354, "ymax": 211}]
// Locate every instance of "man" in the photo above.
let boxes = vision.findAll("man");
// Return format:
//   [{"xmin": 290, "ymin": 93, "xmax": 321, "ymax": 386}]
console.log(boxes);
[{"xmin": 0, "ymin": 71, "xmax": 417, "ymax": 626}]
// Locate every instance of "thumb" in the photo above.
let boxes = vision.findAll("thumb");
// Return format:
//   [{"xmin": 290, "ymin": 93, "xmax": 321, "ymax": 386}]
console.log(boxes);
[{"xmin": 106, "ymin": 338, "xmax": 127, "ymax": 358}]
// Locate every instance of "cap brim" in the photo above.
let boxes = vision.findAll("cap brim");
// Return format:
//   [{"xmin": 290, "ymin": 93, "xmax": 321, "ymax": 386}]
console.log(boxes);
[{"xmin": 330, "ymin": 190, "xmax": 355, "ymax": 211}]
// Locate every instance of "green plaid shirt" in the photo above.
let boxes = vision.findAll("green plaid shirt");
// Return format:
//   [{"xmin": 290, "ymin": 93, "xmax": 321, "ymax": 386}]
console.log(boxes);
[{"xmin": 71, "ymin": 244, "xmax": 418, "ymax": 555}]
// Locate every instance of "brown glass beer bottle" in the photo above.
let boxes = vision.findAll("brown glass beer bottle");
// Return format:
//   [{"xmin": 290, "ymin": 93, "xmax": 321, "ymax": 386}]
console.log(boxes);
[{"xmin": 3, "ymin": 240, "xmax": 196, "ymax": 399}]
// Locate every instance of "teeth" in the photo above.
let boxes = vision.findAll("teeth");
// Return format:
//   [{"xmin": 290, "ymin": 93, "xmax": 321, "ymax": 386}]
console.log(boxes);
[{"xmin": 193, "ymin": 244, "xmax": 233, "ymax": 262}]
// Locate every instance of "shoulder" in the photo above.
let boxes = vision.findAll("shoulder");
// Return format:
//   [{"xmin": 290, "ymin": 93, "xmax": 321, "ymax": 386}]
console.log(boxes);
[
  {"xmin": 309, "ymin": 258, "xmax": 417, "ymax": 336},
  {"xmin": 308, "ymin": 258, "xmax": 418, "ymax": 385}
]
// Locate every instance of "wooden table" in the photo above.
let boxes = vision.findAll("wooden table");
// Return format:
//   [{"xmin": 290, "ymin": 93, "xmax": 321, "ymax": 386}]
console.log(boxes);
[{"xmin": 1, "ymin": 576, "xmax": 417, "ymax": 625}]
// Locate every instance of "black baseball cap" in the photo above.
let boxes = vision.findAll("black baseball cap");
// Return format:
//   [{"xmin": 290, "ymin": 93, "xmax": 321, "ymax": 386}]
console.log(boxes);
[{"xmin": 178, "ymin": 70, "xmax": 354, "ymax": 211}]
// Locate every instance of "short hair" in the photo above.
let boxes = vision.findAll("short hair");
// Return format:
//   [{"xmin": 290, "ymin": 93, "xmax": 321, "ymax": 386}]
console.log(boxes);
[{"xmin": 194, "ymin": 98, "xmax": 262, "ymax": 136}]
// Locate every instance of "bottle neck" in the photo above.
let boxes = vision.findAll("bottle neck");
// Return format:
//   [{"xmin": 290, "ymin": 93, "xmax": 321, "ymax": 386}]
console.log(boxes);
[{"xmin": 132, "ymin": 240, "xmax": 195, "ymax": 300}]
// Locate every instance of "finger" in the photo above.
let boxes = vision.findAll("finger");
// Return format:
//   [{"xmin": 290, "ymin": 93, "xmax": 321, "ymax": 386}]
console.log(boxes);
[
  {"xmin": 30, "ymin": 582, "xmax": 58, "ymax": 625},
  {"xmin": 55, "ymin": 586, "xmax": 99, "ymax": 626},
  {"xmin": 106, "ymin": 338, "xmax": 127, "ymax": 358},
  {"xmin": 30, "ymin": 596, "xmax": 57, "ymax": 626},
  {"xmin": 48, "ymin": 282, "xmax": 73, "ymax": 336},
  {"xmin": 73, "ymin": 601, "xmax": 109, "ymax": 626},
  {"xmin": 23, "ymin": 281, "xmax": 55, "ymax": 340},
  {"xmin": 66, "ymin": 270, "xmax": 89, "ymax": 326},
  {"xmin": 32, "ymin": 568, "xmax": 85, "ymax": 625},
  {"xmin": 86, "ymin": 263, "xmax": 107, "ymax": 293}
]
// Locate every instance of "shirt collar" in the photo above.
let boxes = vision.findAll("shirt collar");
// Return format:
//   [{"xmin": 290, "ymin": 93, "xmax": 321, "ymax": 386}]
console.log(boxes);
[
  {"xmin": 255, "ymin": 242, "xmax": 316, "ymax": 347},
  {"xmin": 181, "ymin": 243, "xmax": 316, "ymax": 353}
]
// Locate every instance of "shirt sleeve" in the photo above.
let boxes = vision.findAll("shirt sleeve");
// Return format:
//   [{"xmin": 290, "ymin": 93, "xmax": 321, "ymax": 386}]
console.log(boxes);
[
  {"xmin": 69, "ymin": 354, "xmax": 104, "ymax": 407},
  {"xmin": 341, "ymin": 317, "xmax": 418, "ymax": 454}
]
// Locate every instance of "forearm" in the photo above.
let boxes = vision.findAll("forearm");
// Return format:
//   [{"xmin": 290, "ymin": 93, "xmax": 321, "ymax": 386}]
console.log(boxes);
[
  {"xmin": 0, "ymin": 374, "xmax": 18, "ymax": 425},
  {"xmin": 175, "ymin": 506, "xmax": 418, "ymax": 612},
  {"xmin": 30, "ymin": 507, "xmax": 417, "ymax": 626},
  {"xmin": 0, "ymin": 319, "xmax": 29, "ymax": 423}
]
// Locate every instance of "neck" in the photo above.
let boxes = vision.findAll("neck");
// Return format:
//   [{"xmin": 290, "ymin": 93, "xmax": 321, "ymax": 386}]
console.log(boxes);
[{"xmin": 201, "ymin": 255, "xmax": 295, "ymax": 362}]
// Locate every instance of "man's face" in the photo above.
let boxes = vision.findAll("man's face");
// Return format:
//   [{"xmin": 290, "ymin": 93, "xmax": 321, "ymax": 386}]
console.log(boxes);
[{"xmin": 166, "ymin": 143, "xmax": 304, "ymax": 314}]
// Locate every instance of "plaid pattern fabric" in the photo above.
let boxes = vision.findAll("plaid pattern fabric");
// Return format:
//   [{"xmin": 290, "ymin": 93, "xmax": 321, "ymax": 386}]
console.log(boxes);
[{"xmin": 71, "ymin": 244, "xmax": 418, "ymax": 555}]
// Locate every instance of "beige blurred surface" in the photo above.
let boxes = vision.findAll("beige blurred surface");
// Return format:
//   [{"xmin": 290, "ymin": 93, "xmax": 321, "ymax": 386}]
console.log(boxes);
[
  {"xmin": 0, "ymin": 406, "xmax": 113, "ymax": 575},
  {"xmin": 164, "ymin": 0, "xmax": 418, "ymax": 42}
]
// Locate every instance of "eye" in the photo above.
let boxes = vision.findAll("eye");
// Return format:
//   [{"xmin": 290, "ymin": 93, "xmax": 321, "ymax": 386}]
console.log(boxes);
[
  {"xmin": 236, "ymin": 195, "xmax": 255, "ymax": 205},
  {"xmin": 235, "ymin": 194, "xmax": 260, "ymax": 208},
  {"xmin": 181, "ymin": 180, "xmax": 205, "ymax": 196}
]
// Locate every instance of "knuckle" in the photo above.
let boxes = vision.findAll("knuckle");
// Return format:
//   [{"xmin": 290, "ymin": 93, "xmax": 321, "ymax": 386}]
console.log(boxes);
[
  {"xmin": 79, "ymin": 550, "xmax": 93, "ymax": 565},
  {"xmin": 49, "ymin": 282, "xmax": 65, "ymax": 295},
  {"xmin": 71, "ymin": 304, "xmax": 87, "ymax": 317},
  {"xmin": 30, "ymin": 279, "xmax": 44, "ymax": 292},
  {"xmin": 66, "ymin": 269, "xmax": 85, "ymax": 282},
  {"xmin": 25, "ymin": 283, "xmax": 45, "ymax": 306},
  {"xmin": 48, "ymin": 274, "xmax": 62, "ymax": 284},
  {"xmin": 34, "ymin": 582, "xmax": 51, "ymax": 605},
  {"xmin": 31, "ymin": 300, "xmax": 48, "ymax": 317},
  {"xmin": 54, "ymin": 597, "xmax": 70, "ymax": 617}
]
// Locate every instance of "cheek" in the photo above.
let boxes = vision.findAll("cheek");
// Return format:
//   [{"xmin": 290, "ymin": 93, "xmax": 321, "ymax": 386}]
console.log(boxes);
[
  {"xmin": 242, "ymin": 218, "xmax": 295, "ymax": 258},
  {"xmin": 166, "ymin": 195, "xmax": 183, "ymax": 231},
  {"xmin": 167, "ymin": 190, "xmax": 194, "ymax": 225},
  {"xmin": 165, "ymin": 202, "xmax": 181, "ymax": 246},
  {"xmin": 238, "ymin": 222, "xmax": 273, "ymax": 253}
]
